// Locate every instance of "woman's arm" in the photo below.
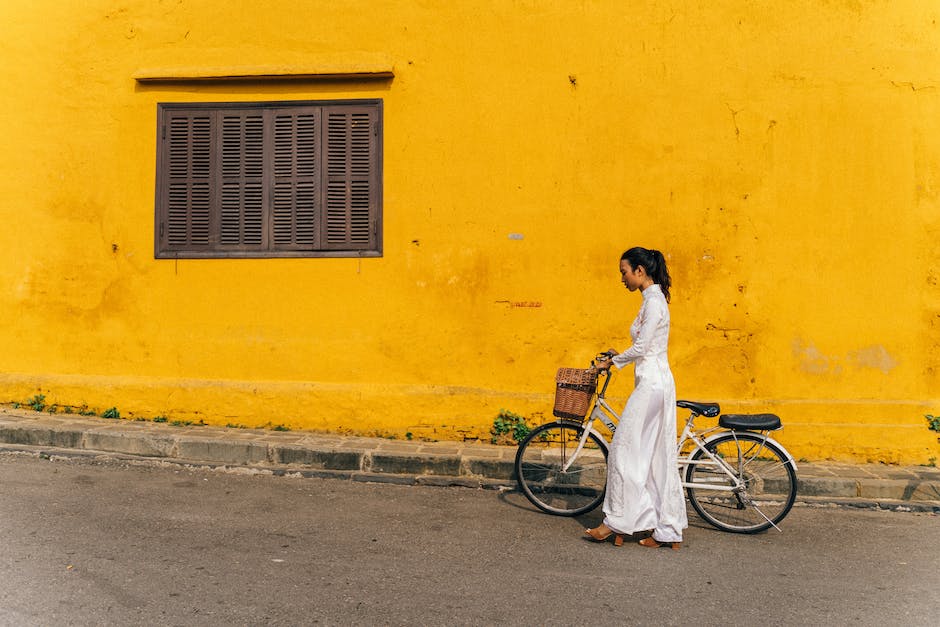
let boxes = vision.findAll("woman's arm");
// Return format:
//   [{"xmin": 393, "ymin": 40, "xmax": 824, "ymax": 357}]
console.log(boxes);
[{"xmin": 610, "ymin": 297, "xmax": 666, "ymax": 368}]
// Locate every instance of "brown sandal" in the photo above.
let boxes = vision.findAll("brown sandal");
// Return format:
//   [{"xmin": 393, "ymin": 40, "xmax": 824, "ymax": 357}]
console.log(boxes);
[
  {"xmin": 638, "ymin": 537, "xmax": 681, "ymax": 551},
  {"xmin": 584, "ymin": 526, "xmax": 624, "ymax": 546}
]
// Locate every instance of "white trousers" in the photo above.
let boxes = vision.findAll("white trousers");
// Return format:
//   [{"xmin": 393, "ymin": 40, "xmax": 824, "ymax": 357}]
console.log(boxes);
[{"xmin": 602, "ymin": 375, "xmax": 687, "ymax": 543}]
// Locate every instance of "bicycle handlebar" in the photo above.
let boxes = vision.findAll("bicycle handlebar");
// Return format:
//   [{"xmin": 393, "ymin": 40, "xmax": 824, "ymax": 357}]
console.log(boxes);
[{"xmin": 591, "ymin": 349, "xmax": 617, "ymax": 367}]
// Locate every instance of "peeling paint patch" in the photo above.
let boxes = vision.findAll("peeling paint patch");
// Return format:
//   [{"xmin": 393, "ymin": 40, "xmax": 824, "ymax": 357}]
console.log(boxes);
[
  {"xmin": 793, "ymin": 340, "xmax": 836, "ymax": 374},
  {"xmin": 849, "ymin": 345, "xmax": 898, "ymax": 374},
  {"xmin": 792, "ymin": 340, "xmax": 898, "ymax": 375}
]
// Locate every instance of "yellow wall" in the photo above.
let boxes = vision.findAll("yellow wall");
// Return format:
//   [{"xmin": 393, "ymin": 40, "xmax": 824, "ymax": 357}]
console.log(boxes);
[{"xmin": 0, "ymin": 1, "xmax": 937, "ymax": 463}]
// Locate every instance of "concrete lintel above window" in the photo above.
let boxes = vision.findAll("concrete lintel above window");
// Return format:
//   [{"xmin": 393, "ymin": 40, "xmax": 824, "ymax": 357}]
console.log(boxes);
[{"xmin": 134, "ymin": 64, "xmax": 394, "ymax": 83}]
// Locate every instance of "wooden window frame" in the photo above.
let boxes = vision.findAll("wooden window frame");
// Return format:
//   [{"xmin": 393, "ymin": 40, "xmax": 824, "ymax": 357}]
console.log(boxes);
[{"xmin": 154, "ymin": 99, "xmax": 383, "ymax": 258}]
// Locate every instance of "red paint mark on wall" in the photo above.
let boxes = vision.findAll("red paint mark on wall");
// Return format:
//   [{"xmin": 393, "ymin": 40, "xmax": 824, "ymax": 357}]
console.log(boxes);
[{"xmin": 496, "ymin": 300, "xmax": 542, "ymax": 308}]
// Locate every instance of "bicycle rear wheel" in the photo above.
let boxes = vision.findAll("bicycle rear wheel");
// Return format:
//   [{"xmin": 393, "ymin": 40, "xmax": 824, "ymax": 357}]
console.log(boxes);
[
  {"xmin": 515, "ymin": 420, "xmax": 608, "ymax": 516},
  {"xmin": 685, "ymin": 432, "xmax": 797, "ymax": 533}
]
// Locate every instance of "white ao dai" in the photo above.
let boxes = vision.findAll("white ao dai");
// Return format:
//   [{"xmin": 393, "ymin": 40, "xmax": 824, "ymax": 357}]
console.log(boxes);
[{"xmin": 604, "ymin": 284, "xmax": 687, "ymax": 543}]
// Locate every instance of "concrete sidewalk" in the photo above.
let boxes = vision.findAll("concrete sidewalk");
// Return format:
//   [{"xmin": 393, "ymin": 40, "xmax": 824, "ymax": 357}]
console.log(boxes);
[{"xmin": 1, "ymin": 408, "xmax": 938, "ymax": 512}]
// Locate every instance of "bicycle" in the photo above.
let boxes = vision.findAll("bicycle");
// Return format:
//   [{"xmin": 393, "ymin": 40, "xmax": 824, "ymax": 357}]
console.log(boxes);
[{"xmin": 514, "ymin": 352, "xmax": 798, "ymax": 533}]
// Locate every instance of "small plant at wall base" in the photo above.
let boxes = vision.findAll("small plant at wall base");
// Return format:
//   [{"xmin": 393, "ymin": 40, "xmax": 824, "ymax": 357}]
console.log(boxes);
[
  {"xmin": 27, "ymin": 394, "xmax": 46, "ymax": 411},
  {"xmin": 259, "ymin": 421, "xmax": 291, "ymax": 432},
  {"xmin": 926, "ymin": 414, "xmax": 940, "ymax": 439},
  {"xmin": 927, "ymin": 414, "xmax": 940, "ymax": 447},
  {"xmin": 170, "ymin": 418, "xmax": 207, "ymax": 427},
  {"xmin": 490, "ymin": 409, "xmax": 531, "ymax": 445},
  {"xmin": 924, "ymin": 414, "xmax": 940, "ymax": 467}
]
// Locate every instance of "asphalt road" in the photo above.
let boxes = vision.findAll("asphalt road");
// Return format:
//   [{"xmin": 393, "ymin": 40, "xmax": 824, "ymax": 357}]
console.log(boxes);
[{"xmin": 1, "ymin": 451, "xmax": 937, "ymax": 626}]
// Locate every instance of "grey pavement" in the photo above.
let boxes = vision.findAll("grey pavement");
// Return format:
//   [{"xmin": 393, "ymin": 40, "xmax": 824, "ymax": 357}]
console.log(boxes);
[{"xmin": 1, "ymin": 407, "xmax": 938, "ymax": 512}]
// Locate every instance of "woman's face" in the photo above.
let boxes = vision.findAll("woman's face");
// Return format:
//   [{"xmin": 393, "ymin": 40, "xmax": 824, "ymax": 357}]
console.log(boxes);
[{"xmin": 620, "ymin": 260, "xmax": 645, "ymax": 292}]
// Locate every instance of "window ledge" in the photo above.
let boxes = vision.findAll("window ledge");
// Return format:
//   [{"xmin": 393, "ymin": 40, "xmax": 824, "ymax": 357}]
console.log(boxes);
[{"xmin": 134, "ymin": 64, "xmax": 394, "ymax": 83}]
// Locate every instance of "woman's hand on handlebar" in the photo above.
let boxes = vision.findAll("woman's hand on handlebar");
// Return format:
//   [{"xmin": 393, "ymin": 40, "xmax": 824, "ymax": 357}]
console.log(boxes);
[{"xmin": 593, "ymin": 349, "xmax": 618, "ymax": 370}]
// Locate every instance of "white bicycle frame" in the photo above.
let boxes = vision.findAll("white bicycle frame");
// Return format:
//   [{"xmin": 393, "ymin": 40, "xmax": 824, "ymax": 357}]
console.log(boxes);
[{"xmin": 564, "ymin": 373, "xmax": 796, "ymax": 531}]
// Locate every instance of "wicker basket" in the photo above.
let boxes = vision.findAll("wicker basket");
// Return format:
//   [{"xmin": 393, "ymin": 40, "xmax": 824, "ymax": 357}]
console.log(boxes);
[{"xmin": 552, "ymin": 367, "xmax": 598, "ymax": 420}]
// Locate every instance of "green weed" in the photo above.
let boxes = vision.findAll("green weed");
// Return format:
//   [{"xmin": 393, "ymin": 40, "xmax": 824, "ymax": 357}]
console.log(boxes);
[
  {"xmin": 257, "ymin": 421, "xmax": 291, "ymax": 432},
  {"xmin": 170, "ymin": 418, "xmax": 207, "ymax": 427},
  {"xmin": 927, "ymin": 414, "xmax": 940, "ymax": 449},
  {"xmin": 27, "ymin": 394, "xmax": 46, "ymax": 411},
  {"xmin": 490, "ymin": 409, "xmax": 531, "ymax": 445},
  {"xmin": 926, "ymin": 414, "xmax": 940, "ymax": 433},
  {"xmin": 101, "ymin": 407, "xmax": 120, "ymax": 419}
]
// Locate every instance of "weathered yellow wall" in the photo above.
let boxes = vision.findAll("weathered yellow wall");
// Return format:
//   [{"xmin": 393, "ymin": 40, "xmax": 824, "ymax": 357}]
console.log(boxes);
[{"xmin": 0, "ymin": 1, "xmax": 937, "ymax": 463}]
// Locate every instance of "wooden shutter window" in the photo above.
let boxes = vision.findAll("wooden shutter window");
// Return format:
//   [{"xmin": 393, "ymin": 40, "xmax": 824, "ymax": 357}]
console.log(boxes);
[
  {"xmin": 220, "ymin": 112, "xmax": 265, "ymax": 248},
  {"xmin": 273, "ymin": 109, "xmax": 319, "ymax": 249},
  {"xmin": 325, "ymin": 108, "xmax": 376, "ymax": 249},
  {"xmin": 166, "ymin": 114, "xmax": 211, "ymax": 248},
  {"xmin": 155, "ymin": 99, "xmax": 382, "ymax": 258}
]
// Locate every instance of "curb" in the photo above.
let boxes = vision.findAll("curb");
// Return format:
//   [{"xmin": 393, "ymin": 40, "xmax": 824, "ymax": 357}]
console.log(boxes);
[
  {"xmin": 0, "ymin": 443, "xmax": 514, "ymax": 491},
  {"xmin": 4, "ymin": 443, "xmax": 937, "ymax": 515},
  {"xmin": 0, "ymin": 412, "xmax": 519, "ymax": 485},
  {"xmin": 1, "ymin": 410, "xmax": 938, "ymax": 512}
]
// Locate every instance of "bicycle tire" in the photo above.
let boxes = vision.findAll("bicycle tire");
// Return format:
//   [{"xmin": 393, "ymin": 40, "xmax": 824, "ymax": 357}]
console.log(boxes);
[
  {"xmin": 514, "ymin": 420, "xmax": 609, "ymax": 516},
  {"xmin": 685, "ymin": 431, "xmax": 797, "ymax": 533}
]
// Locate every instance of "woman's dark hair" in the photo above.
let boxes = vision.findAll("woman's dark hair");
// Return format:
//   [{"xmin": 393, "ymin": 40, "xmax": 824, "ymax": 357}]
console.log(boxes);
[{"xmin": 621, "ymin": 247, "xmax": 671, "ymax": 302}]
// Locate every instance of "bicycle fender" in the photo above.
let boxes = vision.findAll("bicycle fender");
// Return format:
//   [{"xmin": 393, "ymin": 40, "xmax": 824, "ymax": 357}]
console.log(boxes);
[{"xmin": 700, "ymin": 431, "xmax": 798, "ymax": 471}]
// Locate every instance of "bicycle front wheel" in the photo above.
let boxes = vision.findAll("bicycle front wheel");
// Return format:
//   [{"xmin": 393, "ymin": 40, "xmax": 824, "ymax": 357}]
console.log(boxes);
[
  {"xmin": 685, "ymin": 432, "xmax": 797, "ymax": 533},
  {"xmin": 514, "ymin": 420, "xmax": 608, "ymax": 516}
]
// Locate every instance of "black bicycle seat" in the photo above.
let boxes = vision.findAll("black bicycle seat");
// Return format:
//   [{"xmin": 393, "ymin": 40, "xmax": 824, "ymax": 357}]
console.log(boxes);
[
  {"xmin": 676, "ymin": 400, "xmax": 721, "ymax": 417},
  {"xmin": 718, "ymin": 413, "xmax": 782, "ymax": 431}
]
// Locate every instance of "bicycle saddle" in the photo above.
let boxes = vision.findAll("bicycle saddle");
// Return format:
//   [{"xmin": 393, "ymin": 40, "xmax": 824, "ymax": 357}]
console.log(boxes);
[
  {"xmin": 718, "ymin": 413, "xmax": 782, "ymax": 431},
  {"xmin": 676, "ymin": 400, "xmax": 721, "ymax": 417}
]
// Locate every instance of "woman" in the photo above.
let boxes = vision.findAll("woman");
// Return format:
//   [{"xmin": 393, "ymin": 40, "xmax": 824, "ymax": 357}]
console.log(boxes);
[{"xmin": 584, "ymin": 247, "xmax": 687, "ymax": 550}]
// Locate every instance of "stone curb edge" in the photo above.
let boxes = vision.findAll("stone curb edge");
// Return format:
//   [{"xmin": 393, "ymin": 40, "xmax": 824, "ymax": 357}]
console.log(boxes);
[
  {"xmin": 0, "ymin": 443, "xmax": 514, "ymax": 490},
  {"xmin": 1, "ymin": 417, "xmax": 939, "ymax": 511},
  {"xmin": 2, "ymin": 441, "xmax": 939, "ymax": 514}
]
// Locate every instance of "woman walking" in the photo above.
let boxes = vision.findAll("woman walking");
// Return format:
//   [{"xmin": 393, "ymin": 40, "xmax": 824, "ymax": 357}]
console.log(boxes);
[{"xmin": 584, "ymin": 247, "xmax": 687, "ymax": 550}]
